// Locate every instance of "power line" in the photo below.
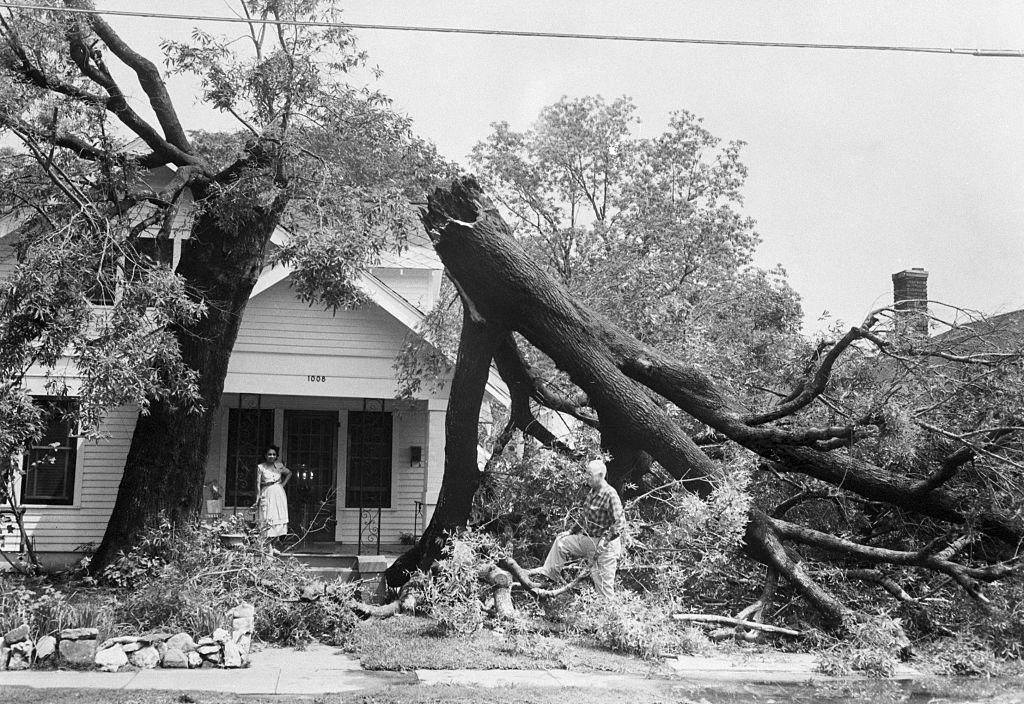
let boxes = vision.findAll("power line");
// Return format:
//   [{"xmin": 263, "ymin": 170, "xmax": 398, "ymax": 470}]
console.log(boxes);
[{"xmin": 0, "ymin": 2, "xmax": 1021, "ymax": 58}]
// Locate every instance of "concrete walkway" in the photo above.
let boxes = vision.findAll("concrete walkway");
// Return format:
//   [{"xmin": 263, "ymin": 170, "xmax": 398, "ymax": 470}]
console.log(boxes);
[
  {"xmin": 0, "ymin": 644, "xmax": 411, "ymax": 694},
  {"xmin": 0, "ymin": 643, "xmax": 920, "ymax": 695}
]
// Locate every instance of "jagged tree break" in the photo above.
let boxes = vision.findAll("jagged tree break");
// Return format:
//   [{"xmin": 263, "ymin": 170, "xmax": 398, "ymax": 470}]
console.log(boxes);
[{"xmin": 389, "ymin": 177, "xmax": 1022, "ymax": 629}]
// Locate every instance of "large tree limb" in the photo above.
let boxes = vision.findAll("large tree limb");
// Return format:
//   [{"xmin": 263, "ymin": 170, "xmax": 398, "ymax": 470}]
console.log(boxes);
[
  {"xmin": 912, "ymin": 446, "xmax": 973, "ymax": 494},
  {"xmin": 82, "ymin": 7, "xmax": 193, "ymax": 153},
  {"xmin": 744, "ymin": 510, "xmax": 853, "ymax": 628},
  {"xmin": 384, "ymin": 309, "xmax": 504, "ymax": 588},
  {"xmin": 53, "ymin": 3, "xmax": 201, "ymax": 168},
  {"xmin": 412, "ymin": 177, "xmax": 1023, "ymax": 625},
  {"xmin": 492, "ymin": 333, "xmax": 597, "ymax": 434},
  {"xmin": 771, "ymin": 516, "xmax": 1013, "ymax": 602},
  {"xmin": 768, "ymin": 445, "xmax": 1024, "ymax": 546}
]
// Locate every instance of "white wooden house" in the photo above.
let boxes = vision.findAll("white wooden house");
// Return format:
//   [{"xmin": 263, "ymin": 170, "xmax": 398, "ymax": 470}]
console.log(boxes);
[{"xmin": 2, "ymin": 182, "xmax": 510, "ymax": 566}]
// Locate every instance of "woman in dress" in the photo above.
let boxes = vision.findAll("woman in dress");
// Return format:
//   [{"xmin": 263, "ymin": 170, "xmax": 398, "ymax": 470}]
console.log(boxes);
[{"xmin": 255, "ymin": 444, "xmax": 292, "ymax": 549}]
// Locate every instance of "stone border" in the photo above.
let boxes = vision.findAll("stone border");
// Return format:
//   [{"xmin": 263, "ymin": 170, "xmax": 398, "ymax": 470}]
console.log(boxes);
[{"xmin": 0, "ymin": 602, "xmax": 255, "ymax": 673}]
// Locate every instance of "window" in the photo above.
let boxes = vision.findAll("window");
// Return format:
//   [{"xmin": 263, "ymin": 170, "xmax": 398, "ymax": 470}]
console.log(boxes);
[
  {"xmin": 21, "ymin": 399, "xmax": 78, "ymax": 506},
  {"xmin": 224, "ymin": 408, "xmax": 274, "ymax": 508},
  {"xmin": 346, "ymin": 411, "xmax": 392, "ymax": 508}
]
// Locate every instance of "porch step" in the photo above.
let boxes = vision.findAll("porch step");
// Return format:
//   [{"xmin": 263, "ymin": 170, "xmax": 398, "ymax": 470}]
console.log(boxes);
[
  {"xmin": 288, "ymin": 552, "xmax": 358, "ymax": 570},
  {"xmin": 289, "ymin": 552, "xmax": 400, "ymax": 585},
  {"xmin": 306, "ymin": 566, "xmax": 356, "ymax": 582}
]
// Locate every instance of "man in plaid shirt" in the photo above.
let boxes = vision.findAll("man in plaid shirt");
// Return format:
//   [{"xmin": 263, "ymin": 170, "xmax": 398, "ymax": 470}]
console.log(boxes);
[{"xmin": 530, "ymin": 458, "xmax": 626, "ymax": 598}]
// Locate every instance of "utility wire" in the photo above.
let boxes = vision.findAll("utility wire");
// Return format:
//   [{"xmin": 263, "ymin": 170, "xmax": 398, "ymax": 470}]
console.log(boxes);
[{"xmin": 0, "ymin": 2, "xmax": 1021, "ymax": 58}]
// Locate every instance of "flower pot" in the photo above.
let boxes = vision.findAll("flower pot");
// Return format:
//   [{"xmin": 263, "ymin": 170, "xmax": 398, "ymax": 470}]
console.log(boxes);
[
  {"xmin": 219, "ymin": 533, "xmax": 245, "ymax": 549},
  {"xmin": 206, "ymin": 499, "xmax": 223, "ymax": 516}
]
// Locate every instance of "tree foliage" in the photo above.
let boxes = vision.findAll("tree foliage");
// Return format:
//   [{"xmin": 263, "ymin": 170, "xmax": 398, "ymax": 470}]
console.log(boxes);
[
  {"xmin": 0, "ymin": 0, "xmax": 448, "ymax": 567},
  {"xmin": 468, "ymin": 96, "xmax": 801, "ymax": 395}
]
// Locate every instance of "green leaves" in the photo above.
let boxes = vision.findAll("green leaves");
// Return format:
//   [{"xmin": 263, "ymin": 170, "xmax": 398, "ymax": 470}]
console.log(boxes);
[
  {"xmin": 161, "ymin": 0, "xmax": 368, "ymax": 139},
  {"xmin": 471, "ymin": 95, "xmax": 803, "ymax": 398}
]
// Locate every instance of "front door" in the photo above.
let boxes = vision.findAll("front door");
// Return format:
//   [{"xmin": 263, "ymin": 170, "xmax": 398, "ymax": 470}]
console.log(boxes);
[{"xmin": 284, "ymin": 410, "xmax": 338, "ymax": 544}]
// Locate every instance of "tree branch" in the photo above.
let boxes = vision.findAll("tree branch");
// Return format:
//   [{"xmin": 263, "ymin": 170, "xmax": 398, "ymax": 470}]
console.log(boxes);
[
  {"xmin": 82, "ymin": 6, "xmax": 193, "ymax": 153},
  {"xmin": 745, "ymin": 321, "xmax": 871, "ymax": 425},
  {"xmin": 58, "ymin": 5, "xmax": 200, "ymax": 168},
  {"xmin": 772, "ymin": 489, "xmax": 835, "ymax": 518},
  {"xmin": 493, "ymin": 334, "xmax": 598, "ymax": 430},
  {"xmin": 673, "ymin": 613, "xmax": 801, "ymax": 637},
  {"xmin": 911, "ymin": 446, "xmax": 973, "ymax": 495},
  {"xmin": 771, "ymin": 516, "xmax": 1013, "ymax": 602}
]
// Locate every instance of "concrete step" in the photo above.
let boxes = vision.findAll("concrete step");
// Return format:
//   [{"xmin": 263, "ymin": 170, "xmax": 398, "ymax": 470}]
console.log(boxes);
[
  {"xmin": 306, "ymin": 566, "xmax": 357, "ymax": 583},
  {"xmin": 287, "ymin": 553, "xmax": 358, "ymax": 569}
]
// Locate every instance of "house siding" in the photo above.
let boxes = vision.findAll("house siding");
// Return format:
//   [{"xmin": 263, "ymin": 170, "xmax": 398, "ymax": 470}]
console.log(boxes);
[
  {"xmin": 15, "ymin": 406, "xmax": 135, "ymax": 555},
  {"xmin": 6, "ymin": 249, "xmax": 455, "ymax": 559},
  {"xmin": 224, "ymin": 279, "xmax": 415, "ymax": 400},
  {"xmin": 372, "ymin": 267, "xmax": 439, "ymax": 313}
]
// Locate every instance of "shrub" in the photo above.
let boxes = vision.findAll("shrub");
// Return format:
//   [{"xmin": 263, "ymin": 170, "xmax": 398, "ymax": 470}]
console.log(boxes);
[{"xmin": 104, "ymin": 514, "xmax": 358, "ymax": 646}]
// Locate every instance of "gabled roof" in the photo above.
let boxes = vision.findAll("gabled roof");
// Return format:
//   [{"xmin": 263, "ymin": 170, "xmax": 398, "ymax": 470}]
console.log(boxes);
[
  {"xmin": 376, "ymin": 230, "xmax": 441, "ymax": 270},
  {"xmin": 250, "ymin": 260, "xmax": 511, "ymax": 409},
  {"xmin": 934, "ymin": 308, "xmax": 1024, "ymax": 352}
]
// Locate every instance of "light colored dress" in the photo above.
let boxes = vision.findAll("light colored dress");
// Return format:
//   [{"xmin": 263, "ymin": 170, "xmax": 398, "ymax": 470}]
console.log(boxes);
[{"xmin": 257, "ymin": 462, "xmax": 289, "ymax": 539}]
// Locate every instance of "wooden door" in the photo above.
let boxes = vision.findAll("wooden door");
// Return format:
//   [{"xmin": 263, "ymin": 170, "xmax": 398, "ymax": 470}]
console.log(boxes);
[{"xmin": 284, "ymin": 410, "xmax": 338, "ymax": 544}]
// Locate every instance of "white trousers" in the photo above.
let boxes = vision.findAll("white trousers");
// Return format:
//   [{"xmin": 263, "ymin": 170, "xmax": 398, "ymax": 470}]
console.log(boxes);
[{"xmin": 538, "ymin": 533, "xmax": 621, "ymax": 598}]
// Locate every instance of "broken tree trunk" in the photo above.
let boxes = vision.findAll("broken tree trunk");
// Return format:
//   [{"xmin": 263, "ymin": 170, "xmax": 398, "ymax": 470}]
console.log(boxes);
[{"xmin": 392, "ymin": 176, "xmax": 1023, "ymax": 628}]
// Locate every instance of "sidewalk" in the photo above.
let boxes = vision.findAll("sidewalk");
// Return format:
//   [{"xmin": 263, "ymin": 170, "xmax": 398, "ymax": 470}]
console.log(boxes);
[
  {"xmin": 0, "ymin": 643, "xmax": 921, "ymax": 695},
  {"xmin": 0, "ymin": 644, "xmax": 410, "ymax": 694}
]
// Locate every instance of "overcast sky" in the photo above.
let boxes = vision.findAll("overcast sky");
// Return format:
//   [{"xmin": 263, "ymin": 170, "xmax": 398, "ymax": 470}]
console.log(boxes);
[{"xmin": 100, "ymin": 1, "xmax": 1024, "ymax": 333}]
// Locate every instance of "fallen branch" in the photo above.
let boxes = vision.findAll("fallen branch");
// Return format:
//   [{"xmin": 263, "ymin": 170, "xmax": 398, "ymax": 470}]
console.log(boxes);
[
  {"xmin": 497, "ymin": 555, "xmax": 589, "ymax": 598},
  {"xmin": 673, "ymin": 613, "xmax": 801, "ymax": 637},
  {"xmin": 348, "ymin": 575, "xmax": 426, "ymax": 619}
]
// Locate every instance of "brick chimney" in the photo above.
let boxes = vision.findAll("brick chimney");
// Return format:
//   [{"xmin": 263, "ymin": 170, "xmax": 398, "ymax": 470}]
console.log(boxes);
[{"xmin": 891, "ymin": 268, "xmax": 929, "ymax": 337}]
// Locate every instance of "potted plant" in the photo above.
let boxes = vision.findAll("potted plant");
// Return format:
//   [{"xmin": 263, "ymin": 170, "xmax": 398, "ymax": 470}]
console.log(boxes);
[
  {"xmin": 205, "ymin": 481, "xmax": 223, "ymax": 517},
  {"xmin": 217, "ymin": 514, "xmax": 250, "ymax": 549}
]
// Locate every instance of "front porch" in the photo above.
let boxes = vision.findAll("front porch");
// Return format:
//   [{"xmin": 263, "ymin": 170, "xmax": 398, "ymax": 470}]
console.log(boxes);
[{"xmin": 205, "ymin": 393, "xmax": 446, "ymax": 548}]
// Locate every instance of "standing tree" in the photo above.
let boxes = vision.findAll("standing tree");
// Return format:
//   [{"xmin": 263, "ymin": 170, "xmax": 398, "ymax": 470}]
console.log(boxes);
[{"xmin": 0, "ymin": 0, "xmax": 440, "ymax": 569}]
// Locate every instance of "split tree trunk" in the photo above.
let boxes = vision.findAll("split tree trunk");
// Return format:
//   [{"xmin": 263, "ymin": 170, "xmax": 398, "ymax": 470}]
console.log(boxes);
[
  {"xmin": 387, "ymin": 177, "xmax": 1023, "ymax": 625},
  {"xmin": 385, "ymin": 310, "xmax": 502, "ymax": 586}
]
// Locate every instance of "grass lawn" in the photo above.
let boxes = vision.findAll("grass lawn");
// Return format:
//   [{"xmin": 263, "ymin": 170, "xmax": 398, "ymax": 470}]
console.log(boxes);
[
  {"xmin": 10, "ymin": 680, "xmax": 1024, "ymax": 704},
  {"xmin": 342, "ymin": 614, "xmax": 673, "ymax": 676}
]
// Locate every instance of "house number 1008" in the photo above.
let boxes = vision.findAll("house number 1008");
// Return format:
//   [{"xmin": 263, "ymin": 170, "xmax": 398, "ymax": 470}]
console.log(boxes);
[{"xmin": 307, "ymin": 375, "xmax": 327, "ymax": 383}]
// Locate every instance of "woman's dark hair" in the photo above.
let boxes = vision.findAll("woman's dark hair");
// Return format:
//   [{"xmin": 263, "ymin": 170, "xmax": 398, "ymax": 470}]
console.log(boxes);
[{"xmin": 266, "ymin": 444, "xmax": 280, "ymax": 455}]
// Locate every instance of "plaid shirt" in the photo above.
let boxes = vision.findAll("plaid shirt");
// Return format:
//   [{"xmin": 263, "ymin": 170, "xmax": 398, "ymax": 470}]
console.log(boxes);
[{"xmin": 572, "ymin": 481, "xmax": 626, "ymax": 542}]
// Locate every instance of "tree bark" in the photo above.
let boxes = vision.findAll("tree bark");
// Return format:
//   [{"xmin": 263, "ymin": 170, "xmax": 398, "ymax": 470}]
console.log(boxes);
[
  {"xmin": 92, "ymin": 155, "xmax": 288, "ymax": 571},
  {"xmin": 384, "ymin": 309, "xmax": 503, "ymax": 588}
]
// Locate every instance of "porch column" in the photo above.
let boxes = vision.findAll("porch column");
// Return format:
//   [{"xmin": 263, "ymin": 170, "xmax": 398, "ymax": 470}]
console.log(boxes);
[{"xmin": 421, "ymin": 399, "xmax": 448, "ymax": 526}]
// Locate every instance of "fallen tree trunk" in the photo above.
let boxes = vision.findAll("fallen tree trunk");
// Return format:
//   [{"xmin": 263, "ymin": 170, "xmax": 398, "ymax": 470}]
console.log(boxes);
[{"xmin": 391, "ymin": 176, "xmax": 1022, "ymax": 628}]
